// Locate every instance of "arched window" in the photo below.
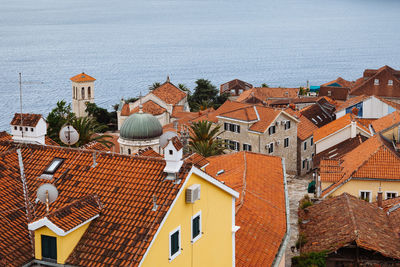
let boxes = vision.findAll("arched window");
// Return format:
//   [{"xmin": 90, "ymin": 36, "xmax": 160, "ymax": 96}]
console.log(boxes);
[
  {"xmin": 81, "ymin": 87, "xmax": 85, "ymax": 99},
  {"xmin": 128, "ymin": 148, "xmax": 131, "ymax": 155},
  {"xmin": 88, "ymin": 87, "xmax": 91, "ymax": 99}
]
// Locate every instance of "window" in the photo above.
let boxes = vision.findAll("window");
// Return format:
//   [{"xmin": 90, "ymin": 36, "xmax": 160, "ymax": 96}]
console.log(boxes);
[
  {"xmin": 224, "ymin": 122, "xmax": 228, "ymax": 131},
  {"xmin": 128, "ymin": 148, "xmax": 131, "ymax": 155},
  {"xmin": 41, "ymin": 235, "xmax": 57, "ymax": 261},
  {"xmin": 388, "ymin": 80, "xmax": 393, "ymax": 86},
  {"xmin": 229, "ymin": 124, "xmax": 235, "ymax": 132},
  {"xmin": 14, "ymin": 126, "xmax": 17, "ymax": 130},
  {"xmin": 268, "ymin": 125, "xmax": 276, "ymax": 135},
  {"xmin": 302, "ymin": 159, "xmax": 306, "ymax": 169},
  {"xmin": 81, "ymin": 87, "xmax": 85, "ymax": 99},
  {"xmin": 284, "ymin": 121, "xmax": 291, "ymax": 130},
  {"xmin": 268, "ymin": 143, "xmax": 274, "ymax": 153},
  {"xmin": 327, "ymin": 91, "xmax": 331, "ymax": 96},
  {"xmin": 20, "ymin": 126, "xmax": 22, "ymax": 131},
  {"xmin": 191, "ymin": 211, "xmax": 201, "ymax": 243},
  {"xmin": 284, "ymin": 137, "xmax": 289, "ymax": 148},
  {"xmin": 169, "ymin": 150, "xmax": 173, "ymax": 155},
  {"xmin": 25, "ymin": 127, "xmax": 28, "ymax": 131},
  {"xmin": 43, "ymin": 158, "xmax": 64, "ymax": 175},
  {"xmin": 386, "ymin": 192, "xmax": 398, "ymax": 199},
  {"xmin": 228, "ymin": 140, "xmax": 240, "ymax": 151},
  {"xmin": 310, "ymin": 137, "xmax": 314, "ymax": 146},
  {"xmin": 224, "ymin": 122, "xmax": 240, "ymax": 133},
  {"xmin": 169, "ymin": 226, "xmax": 181, "ymax": 261},
  {"xmin": 360, "ymin": 191, "xmax": 371, "ymax": 202},
  {"xmin": 374, "ymin": 79, "xmax": 379, "ymax": 85},
  {"xmin": 31, "ymin": 128, "xmax": 34, "ymax": 132},
  {"xmin": 243, "ymin": 143, "xmax": 252, "ymax": 151},
  {"xmin": 304, "ymin": 141, "xmax": 307, "ymax": 151},
  {"xmin": 88, "ymin": 87, "xmax": 91, "ymax": 98}
]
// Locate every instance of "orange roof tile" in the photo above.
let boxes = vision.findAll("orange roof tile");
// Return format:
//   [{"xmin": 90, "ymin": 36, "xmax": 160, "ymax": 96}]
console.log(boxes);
[
  {"xmin": 151, "ymin": 82, "xmax": 187, "ymax": 105},
  {"xmin": 0, "ymin": 142, "xmax": 193, "ymax": 266},
  {"xmin": 285, "ymin": 108, "xmax": 318, "ymax": 140},
  {"xmin": 80, "ymin": 141, "xmax": 112, "ymax": 151},
  {"xmin": 130, "ymin": 100, "xmax": 167, "ymax": 116},
  {"xmin": 120, "ymin": 102, "xmax": 130, "ymax": 116},
  {"xmin": 205, "ymin": 152, "xmax": 286, "ymax": 266},
  {"xmin": 321, "ymin": 77, "xmax": 353, "ymax": 87},
  {"xmin": 299, "ymin": 193, "xmax": 400, "ymax": 259},
  {"xmin": 70, "ymin": 72, "xmax": 96, "ymax": 83},
  {"xmin": 0, "ymin": 131, "xmax": 11, "ymax": 142},
  {"xmin": 135, "ymin": 147, "xmax": 162, "ymax": 158},
  {"xmin": 10, "ymin": 113, "xmax": 42, "ymax": 127},
  {"xmin": 237, "ymin": 87, "xmax": 299, "ymax": 103},
  {"xmin": 371, "ymin": 111, "xmax": 400, "ymax": 133}
]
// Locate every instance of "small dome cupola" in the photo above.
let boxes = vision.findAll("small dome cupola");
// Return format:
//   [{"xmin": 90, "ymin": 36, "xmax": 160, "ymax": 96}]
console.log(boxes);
[{"xmin": 120, "ymin": 112, "xmax": 163, "ymax": 140}]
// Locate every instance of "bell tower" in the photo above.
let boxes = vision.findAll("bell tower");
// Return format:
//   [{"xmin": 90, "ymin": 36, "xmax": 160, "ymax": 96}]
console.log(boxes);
[{"xmin": 70, "ymin": 72, "xmax": 96, "ymax": 117}]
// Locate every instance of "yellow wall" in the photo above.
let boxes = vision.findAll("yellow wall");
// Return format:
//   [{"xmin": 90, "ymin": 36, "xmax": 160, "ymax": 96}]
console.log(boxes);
[
  {"xmin": 34, "ymin": 222, "xmax": 90, "ymax": 264},
  {"xmin": 382, "ymin": 125, "xmax": 399, "ymax": 141},
  {"xmin": 325, "ymin": 179, "xmax": 400, "ymax": 201},
  {"xmin": 141, "ymin": 173, "xmax": 234, "ymax": 267}
]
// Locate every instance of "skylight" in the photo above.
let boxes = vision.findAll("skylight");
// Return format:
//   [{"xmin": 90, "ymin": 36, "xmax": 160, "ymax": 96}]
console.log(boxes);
[
  {"xmin": 217, "ymin": 170, "xmax": 225, "ymax": 176},
  {"xmin": 43, "ymin": 158, "xmax": 64, "ymax": 175}
]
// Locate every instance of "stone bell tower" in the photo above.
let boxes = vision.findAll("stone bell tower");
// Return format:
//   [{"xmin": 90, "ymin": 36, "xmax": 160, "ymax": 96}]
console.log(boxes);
[{"xmin": 70, "ymin": 72, "xmax": 96, "ymax": 117}]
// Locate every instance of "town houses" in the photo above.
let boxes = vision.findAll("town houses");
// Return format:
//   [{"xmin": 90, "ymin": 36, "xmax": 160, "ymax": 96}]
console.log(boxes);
[{"xmin": 2, "ymin": 65, "xmax": 400, "ymax": 266}]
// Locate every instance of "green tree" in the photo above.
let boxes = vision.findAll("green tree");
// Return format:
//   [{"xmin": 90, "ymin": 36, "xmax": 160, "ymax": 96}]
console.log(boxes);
[
  {"xmin": 178, "ymin": 83, "xmax": 190, "ymax": 93},
  {"xmin": 149, "ymin": 82, "xmax": 161, "ymax": 91},
  {"xmin": 214, "ymin": 92, "xmax": 230, "ymax": 109},
  {"xmin": 261, "ymin": 83, "xmax": 269, "ymax": 88},
  {"xmin": 188, "ymin": 120, "xmax": 225, "ymax": 157},
  {"xmin": 190, "ymin": 79, "xmax": 218, "ymax": 107},
  {"xmin": 85, "ymin": 102, "xmax": 115, "ymax": 131},
  {"xmin": 46, "ymin": 100, "xmax": 75, "ymax": 145},
  {"xmin": 71, "ymin": 117, "xmax": 114, "ymax": 148}
]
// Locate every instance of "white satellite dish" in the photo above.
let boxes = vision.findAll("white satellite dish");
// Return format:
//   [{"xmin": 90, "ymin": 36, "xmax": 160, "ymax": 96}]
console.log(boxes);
[
  {"xmin": 37, "ymin": 183, "xmax": 59, "ymax": 204},
  {"xmin": 159, "ymin": 131, "xmax": 178, "ymax": 148},
  {"xmin": 59, "ymin": 124, "xmax": 79, "ymax": 146}
]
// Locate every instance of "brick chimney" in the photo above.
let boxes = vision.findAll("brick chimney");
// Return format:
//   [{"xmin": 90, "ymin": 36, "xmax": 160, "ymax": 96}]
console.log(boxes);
[{"xmin": 377, "ymin": 190, "xmax": 383, "ymax": 208}]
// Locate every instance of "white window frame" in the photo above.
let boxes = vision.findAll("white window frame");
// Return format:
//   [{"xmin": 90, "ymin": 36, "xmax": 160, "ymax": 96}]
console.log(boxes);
[
  {"xmin": 191, "ymin": 211, "xmax": 202, "ymax": 243},
  {"xmin": 374, "ymin": 79, "xmax": 379, "ymax": 85},
  {"xmin": 388, "ymin": 80, "xmax": 393, "ymax": 86},
  {"xmin": 359, "ymin": 190, "xmax": 372, "ymax": 203},
  {"xmin": 243, "ymin": 143, "xmax": 252, "ymax": 151},
  {"xmin": 385, "ymin": 191, "xmax": 398, "ymax": 200},
  {"xmin": 169, "ymin": 226, "xmax": 181, "ymax": 261}
]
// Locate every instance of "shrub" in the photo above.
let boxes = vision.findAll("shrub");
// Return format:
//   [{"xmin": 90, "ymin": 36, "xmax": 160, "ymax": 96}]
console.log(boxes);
[
  {"xmin": 295, "ymin": 233, "xmax": 308, "ymax": 250},
  {"xmin": 292, "ymin": 251, "xmax": 327, "ymax": 267}
]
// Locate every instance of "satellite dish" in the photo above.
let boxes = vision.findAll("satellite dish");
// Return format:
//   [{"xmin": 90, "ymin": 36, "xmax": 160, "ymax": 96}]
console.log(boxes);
[
  {"xmin": 37, "ymin": 183, "xmax": 59, "ymax": 205},
  {"xmin": 59, "ymin": 124, "xmax": 79, "ymax": 145},
  {"xmin": 159, "ymin": 131, "xmax": 178, "ymax": 148}
]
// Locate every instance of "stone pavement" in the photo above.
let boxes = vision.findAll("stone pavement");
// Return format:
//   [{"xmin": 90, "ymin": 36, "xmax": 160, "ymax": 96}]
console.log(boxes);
[{"xmin": 285, "ymin": 173, "xmax": 312, "ymax": 266}]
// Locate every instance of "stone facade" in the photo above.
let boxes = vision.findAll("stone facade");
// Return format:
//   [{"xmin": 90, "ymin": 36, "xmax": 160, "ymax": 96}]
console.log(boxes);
[
  {"xmin": 118, "ymin": 136, "xmax": 160, "ymax": 155},
  {"xmin": 297, "ymin": 136, "xmax": 315, "ymax": 176},
  {"xmin": 216, "ymin": 112, "xmax": 298, "ymax": 174},
  {"xmin": 72, "ymin": 80, "xmax": 94, "ymax": 117}
]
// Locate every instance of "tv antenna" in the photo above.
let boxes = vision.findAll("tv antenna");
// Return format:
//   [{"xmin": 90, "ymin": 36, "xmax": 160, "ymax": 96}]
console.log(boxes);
[{"xmin": 37, "ymin": 183, "xmax": 59, "ymax": 214}]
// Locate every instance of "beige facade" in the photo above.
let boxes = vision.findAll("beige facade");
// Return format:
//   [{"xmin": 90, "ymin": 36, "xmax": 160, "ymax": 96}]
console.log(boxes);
[
  {"xmin": 118, "ymin": 136, "xmax": 160, "ymax": 155},
  {"xmin": 72, "ymin": 80, "xmax": 94, "ymax": 117},
  {"xmin": 216, "ymin": 112, "xmax": 298, "ymax": 174}
]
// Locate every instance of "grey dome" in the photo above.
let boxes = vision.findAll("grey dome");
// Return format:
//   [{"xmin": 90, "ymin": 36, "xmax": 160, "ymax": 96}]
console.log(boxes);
[{"xmin": 120, "ymin": 112, "xmax": 162, "ymax": 140}]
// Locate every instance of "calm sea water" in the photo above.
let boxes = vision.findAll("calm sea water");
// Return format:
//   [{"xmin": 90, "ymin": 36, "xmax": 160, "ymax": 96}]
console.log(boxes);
[{"xmin": 1, "ymin": 0, "xmax": 400, "ymax": 130}]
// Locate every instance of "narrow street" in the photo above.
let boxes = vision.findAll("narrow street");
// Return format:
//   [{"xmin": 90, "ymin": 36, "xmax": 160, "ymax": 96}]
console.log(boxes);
[{"xmin": 285, "ymin": 174, "xmax": 312, "ymax": 266}]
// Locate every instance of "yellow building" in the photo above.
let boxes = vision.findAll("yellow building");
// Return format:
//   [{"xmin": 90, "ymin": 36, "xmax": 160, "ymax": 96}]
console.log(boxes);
[
  {"xmin": 318, "ymin": 134, "xmax": 400, "ymax": 201},
  {"xmin": 0, "ymin": 137, "xmax": 238, "ymax": 267}
]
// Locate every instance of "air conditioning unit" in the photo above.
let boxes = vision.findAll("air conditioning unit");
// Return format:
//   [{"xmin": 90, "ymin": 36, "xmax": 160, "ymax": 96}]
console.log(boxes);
[
  {"xmin": 275, "ymin": 121, "xmax": 280, "ymax": 126},
  {"xmin": 186, "ymin": 184, "xmax": 201, "ymax": 203},
  {"xmin": 265, "ymin": 144, "xmax": 270, "ymax": 150},
  {"xmin": 275, "ymin": 140, "xmax": 280, "ymax": 145}
]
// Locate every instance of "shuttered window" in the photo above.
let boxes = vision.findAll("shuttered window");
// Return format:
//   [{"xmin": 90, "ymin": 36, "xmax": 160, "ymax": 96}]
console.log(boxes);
[{"xmin": 41, "ymin": 235, "xmax": 57, "ymax": 261}]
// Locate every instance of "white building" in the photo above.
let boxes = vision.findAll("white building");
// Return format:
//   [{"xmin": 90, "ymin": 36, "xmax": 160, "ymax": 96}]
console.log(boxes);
[
  {"xmin": 70, "ymin": 72, "xmax": 96, "ymax": 117},
  {"xmin": 10, "ymin": 113, "xmax": 47, "ymax": 145}
]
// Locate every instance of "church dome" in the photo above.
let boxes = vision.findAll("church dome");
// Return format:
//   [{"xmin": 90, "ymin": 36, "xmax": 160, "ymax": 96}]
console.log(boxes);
[{"xmin": 120, "ymin": 112, "xmax": 162, "ymax": 140}]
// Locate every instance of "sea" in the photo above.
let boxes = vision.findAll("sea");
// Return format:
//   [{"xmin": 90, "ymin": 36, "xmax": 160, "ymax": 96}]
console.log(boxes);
[{"xmin": 1, "ymin": 0, "xmax": 400, "ymax": 130}]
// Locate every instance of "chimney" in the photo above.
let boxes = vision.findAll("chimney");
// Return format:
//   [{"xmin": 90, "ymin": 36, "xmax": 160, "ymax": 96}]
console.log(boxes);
[
  {"xmin": 350, "ymin": 120, "xmax": 357, "ymax": 138},
  {"xmin": 377, "ymin": 190, "xmax": 383, "ymax": 208},
  {"xmin": 163, "ymin": 136, "xmax": 184, "ymax": 180}
]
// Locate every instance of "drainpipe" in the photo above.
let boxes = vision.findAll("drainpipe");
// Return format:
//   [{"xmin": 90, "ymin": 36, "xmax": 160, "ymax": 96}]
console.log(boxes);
[{"xmin": 272, "ymin": 158, "xmax": 291, "ymax": 267}]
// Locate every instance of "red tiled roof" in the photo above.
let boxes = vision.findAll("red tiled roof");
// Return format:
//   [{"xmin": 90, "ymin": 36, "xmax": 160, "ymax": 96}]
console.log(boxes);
[
  {"xmin": 371, "ymin": 111, "xmax": 400, "ymax": 133},
  {"xmin": 318, "ymin": 86, "xmax": 350, "ymax": 101},
  {"xmin": 80, "ymin": 141, "xmax": 112, "ymax": 151},
  {"xmin": 183, "ymin": 153, "xmax": 209, "ymax": 169},
  {"xmin": 220, "ymin": 79, "xmax": 253, "ymax": 95},
  {"xmin": 135, "ymin": 147, "xmax": 162, "ymax": 158},
  {"xmin": 120, "ymin": 103, "xmax": 130, "ymax": 116},
  {"xmin": 70, "ymin": 72, "xmax": 96, "ymax": 83},
  {"xmin": 0, "ymin": 131, "xmax": 59, "ymax": 146},
  {"xmin": 206, "ymin": 152, "xmax": 286, "ymax": 266},
  {"xmin": 193, "ymin": 100, "xmax": 252, "ymax": 123},
  {"xmin": 0, "ymin": 131, "xmax": 11, "ymax": 142},
  {"xmin": 299, "ymin": 193, "xmax": 400, "ymax": 259},
  {"xmin": 237, "ymin": 87, "xmax": 299, "ymax": 103},
  {"xmin": 170, "ymin": 136, "xmax": 183, "ymax": 150},
  {"xmin": 45, "ymin": 136, "xmax": 60, "ymax": 146},
  {"xmin": 11, "ymin": 113, "xmax": 42, "ymax": 127},
  {"xmin": 285, "ymin": 108, "xmax": 318, "ymax": 140},
  {"xmin": 300, "ymin": 98, "xmax": 337, "ymax": 128},
  {"xmin": 335, "ymin": 94, "xmax": 370, "ymax": 111},
  {"xmin": 151, "ymin": 82, "xmax": 187, "ymax": 105},
  {"xmin": 0, "ymin": 143, "xmax": 193, "ymax": 266},
  {"xmin": 321, "ymin": 77, "xmax": 353, "ymax": 87},
  {"xmin": 130, "ymin": 100, "xmax": 167, "ymax": 116},
  {"xmin": 44, "ymin": 195, "xmax": 102, "ymax": 232}
]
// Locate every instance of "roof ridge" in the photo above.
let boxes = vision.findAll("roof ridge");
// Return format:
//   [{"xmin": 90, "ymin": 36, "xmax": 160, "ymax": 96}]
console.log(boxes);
[{"xmin": 236, "ymin": 152, "xmax": 247, "ymax": 213}]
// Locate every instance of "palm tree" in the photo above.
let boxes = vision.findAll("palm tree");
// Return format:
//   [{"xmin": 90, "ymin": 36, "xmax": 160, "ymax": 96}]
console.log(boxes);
[
  {"xmin": 261, "ymin": 83, "xmax": 269, "ymax": 88},
  {"xmin": 148, "ymin": 82, "xmax": 161, "ymax": 91},
  {"xmin": 188, "ymin": 120, "xmax": 225, "ymax": 157},
  {"xmin": 71, "ymin": 117, "xmax": 114, "ymax": 148},
  {"xmin": 178, "ymin": 83, "xmax": 190, "ymax": 93}
]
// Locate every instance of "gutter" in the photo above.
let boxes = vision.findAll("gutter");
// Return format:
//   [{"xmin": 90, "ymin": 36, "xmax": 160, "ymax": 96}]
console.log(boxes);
[{"xmin": 272, "ymin": 158, "xmax": 291, "ymax": 267}]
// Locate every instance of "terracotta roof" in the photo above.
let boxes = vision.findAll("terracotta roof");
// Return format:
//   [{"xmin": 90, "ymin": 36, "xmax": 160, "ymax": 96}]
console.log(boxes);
[
  {"xmin": 44, "ymin": 194, "xmax": 102, "ymax": 232},
  {"xmin": 318, "ymin": 86, "xmax": 350, "ymax": 101},
  {"xmin": 320, "ymin": 135, "xmax": 400, "ymax": 196},
  {"xmin": 120, "ymin": 103, "xmax": 130, "ymax": 116},
  {"xmin": 151, "ymin": 82, "xmax": 187, "ymax": 105},
  {"xmin": 300, "ymin": 98, "xmax": 336, "ymax": 128},
  {"xmin": 183, "ymin": 153, "xmax": 209, "ymax": 169},
  {"xmin": 299, "ymin": 193, "xmax": 400, "ymax": 259},
  {"xmin": 193, "ymin": 100, "xmax": 252, "ymax": 123},
  {"xmin": 321, "ymin": 77, "xmax": 353, "ymax": 87},
  {"xmin": 285, "ymin": 108, "xmax": 318, "ymax": 140},
  {"xmin": 0, "ymin": 131, "xmax": 59, "ymax": 146},
  {"xmin": 205, "ymin": 152, "xmax": 286, "ymax": 266},
  {"xmin": 313, "ymin": 134, "xmax": 368, "ymax": 168},
  {"xmin": 80, "ymin": 141, "xmax": 111, "ymax": 151},
  {"xmin": 70, "ymin": 72, "xmax": 96, "ymax": 83},
  {"xmin": 11, "ymin": 113, "xmax": 42, "ymax": 127},
  {"xmin": 371, "ymin": 111, "xmax": 400, "ymax": 133},
  {"xmin": 313, "ymin": 113, "xmax": 370, "ymax": 142},
  {"xmin": 0, "ymin": 131, "xmax": 11, "ymax": 142},
  {"xmin": 170, "ymin": 136, "xmax": 183, "ymax": 150},
  {"xmin": 268, "ymin": 96, "xmax": 320, "ymax": 107},
  {"xmin": 350, "ymin": 66, "xmax": 400, "ymax": 98},
  {"xmin": 135, "ymin": 147, "xmax": 162, "ymax": 158},
  {"xmin": 0, "ymin": 142, "xmax": 193, "ymax": 266},
  {"xmin": 220, "ymin": 79, "xmax": 253, "ymax": 95},
  {"xmin": 130, "ymin": 100, "xmax": 167, "ymax": 116},
  {"xmin": 236, "ymin": 87, "xmax": 299, "ymax": 103}
]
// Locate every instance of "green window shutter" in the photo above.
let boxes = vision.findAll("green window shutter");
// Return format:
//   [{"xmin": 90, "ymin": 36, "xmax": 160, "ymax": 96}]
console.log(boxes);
[
  {"xmin": 171, "ymin": 231, "xmax": 179, "ymax": 255},
  {"xmin": 41, "ymin": 235, "xmax": 57, "ymax": 260}
]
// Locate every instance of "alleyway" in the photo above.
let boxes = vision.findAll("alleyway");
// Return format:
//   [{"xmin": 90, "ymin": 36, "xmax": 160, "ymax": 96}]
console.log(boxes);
[{"xmin": 285, "ymin": 174, "xmax": 312, "ymax": 266}]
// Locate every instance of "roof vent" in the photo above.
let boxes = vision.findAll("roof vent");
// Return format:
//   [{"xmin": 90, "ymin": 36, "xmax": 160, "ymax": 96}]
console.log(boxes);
[
  {"xmin": 186, "ymin": 184, "xmax": 201, "ymax": 203},
  {"xmin": 217, "ymin": 169, "xmax": 225, "ymax": 176}
]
